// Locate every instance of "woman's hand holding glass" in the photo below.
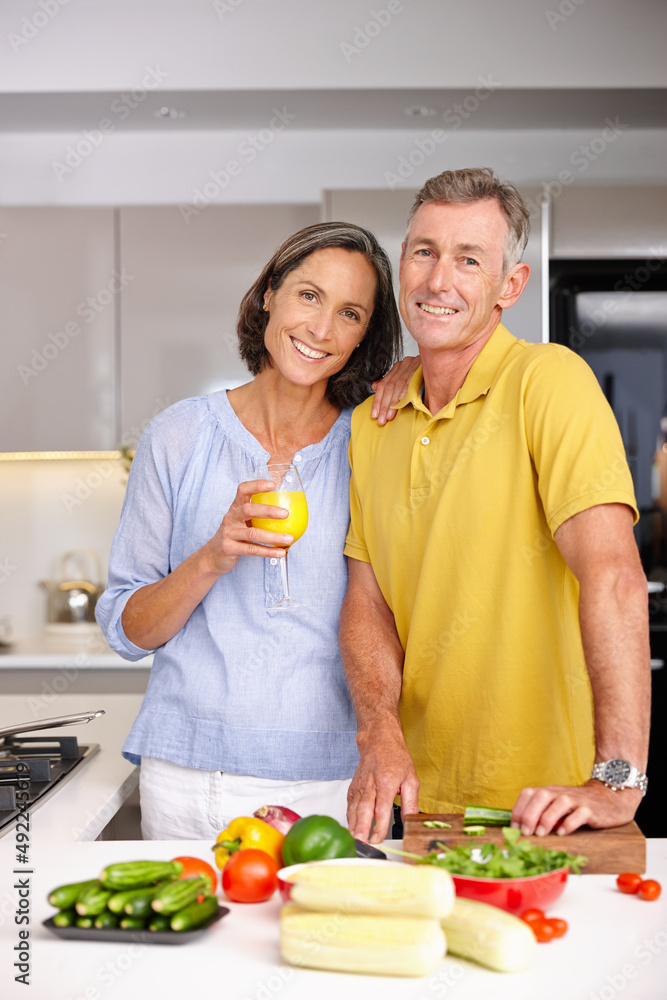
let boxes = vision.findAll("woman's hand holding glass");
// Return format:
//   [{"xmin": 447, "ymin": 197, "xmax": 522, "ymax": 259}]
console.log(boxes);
[
  {"xmin": 250, "ymin": 463, "xmax": 309, "ymax": 609},
  {"xmin": 203, "ymin": 479, "xmax": 294, "ymax": 578}
]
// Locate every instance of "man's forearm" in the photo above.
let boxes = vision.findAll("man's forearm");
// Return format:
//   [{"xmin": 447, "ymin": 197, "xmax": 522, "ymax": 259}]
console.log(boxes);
[
  {"xmin": 578, "ymin": 565, "xmax": 651, "ymax": 770},
  {"xmin": 339, "ymin": 570, "xmax": 405, "ymax": 742}
]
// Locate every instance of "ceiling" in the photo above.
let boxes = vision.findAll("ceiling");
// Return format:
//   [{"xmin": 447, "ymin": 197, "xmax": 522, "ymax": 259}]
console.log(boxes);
[{"xmin": 2, "ymin": 87, "xmax": 666, "ymax": 132}]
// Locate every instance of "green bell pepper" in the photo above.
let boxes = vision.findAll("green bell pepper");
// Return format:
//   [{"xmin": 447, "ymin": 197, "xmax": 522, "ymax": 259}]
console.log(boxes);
[{"xmin": 281, "ymin": 815, "xmax": 356, "ymax": 866}]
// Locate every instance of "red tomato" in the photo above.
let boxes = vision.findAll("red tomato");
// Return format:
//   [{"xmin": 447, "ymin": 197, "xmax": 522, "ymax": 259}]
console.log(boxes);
[
  {"xmin": 520, "ymin": 908, "xmax": 546, "ymax": 924},
  {"xmin": 616, "ymin": 872, "xmax": 642, "ymax": 895},
  {"xmin": 545, "ymin": 917, "xmax": 568, "ymax": 938},
  {"xmin": 171, "ymin": 855, "xmax": 218, "ymax": 895},
  {"xmin": 638, "ymin": 879, "xmax": 662, "ymax": 901},
  {"xmin": 222, "ymin": 849, "xmax": 279, "ymax": 903},
  {"xmin": 529, "ymin": 919, "xmax": 556, "ymax": 944}
]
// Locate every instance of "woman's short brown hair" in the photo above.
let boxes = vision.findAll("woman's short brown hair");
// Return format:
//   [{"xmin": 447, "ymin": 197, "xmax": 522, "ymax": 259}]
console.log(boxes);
[{"xmin": 236, "ymin": 221, "xmax": 403, "ymax": 408}]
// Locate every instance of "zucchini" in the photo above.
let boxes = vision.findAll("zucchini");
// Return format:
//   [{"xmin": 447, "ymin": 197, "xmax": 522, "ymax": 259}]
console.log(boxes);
[
  {"xmin": 124, "ymin": 889, "xmax": 160, "ymax": 919},
  {"xmin": 99, "ymin": 861, "xmax": 183, "ymax": 890},
  {"xmin": 147, "ymin": 914, "xmax": 172, "ymax": 932},
  {"xmin": 75, "ymin": 915, "xmax": 95, "ymax": 929},
  {"xmin": 52, "ymin": 909, "xmax": 77, "ymax": 928},
  {"xmin": 48, "ymin": 879, "xmax": 101, "ymax": 910},
  {"xmin": 94, "ymin": 912, "xmax": 120, "ymax": 929},
  {"xmin": 170, "ymin": 895, "xmax": 219, "ymax": 932},
  {"xmin": 75, "ymin": 885, "xmax": 114, "ymax": 916},
  {"xmin": 119, "ymin": 916, "xmax": 146, "ymax": 930},
  {"xmin": 441, "ymin": 897, "xmax": 536, "ymax": 973},
  {"xmin": 151, "ymin": 876, "xmax": 210, "ymax": 915}
]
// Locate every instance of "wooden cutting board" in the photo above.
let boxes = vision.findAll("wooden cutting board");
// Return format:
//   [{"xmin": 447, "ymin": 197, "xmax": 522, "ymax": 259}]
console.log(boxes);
[{"xmin": 402, "ymin": 814, "xmax": 646, "ymax": 874}]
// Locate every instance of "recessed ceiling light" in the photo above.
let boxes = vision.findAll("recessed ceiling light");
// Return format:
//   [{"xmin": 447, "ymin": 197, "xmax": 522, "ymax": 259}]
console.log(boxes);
[
  {"xmin": 405, "ymin": 105, "xmax": 437, "ymax": 118},
  {"xmin": 154, "ymin": 107, "xmax": 187, "ymax": 120}
]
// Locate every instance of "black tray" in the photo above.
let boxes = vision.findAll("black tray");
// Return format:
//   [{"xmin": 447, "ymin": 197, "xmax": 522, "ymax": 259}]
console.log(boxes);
[{"xmin": 42, "ymin": 905, "xmax": 229, "ymax": 945}]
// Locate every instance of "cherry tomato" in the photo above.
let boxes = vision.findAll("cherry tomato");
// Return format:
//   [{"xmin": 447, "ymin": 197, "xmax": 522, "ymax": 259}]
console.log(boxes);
[
  {"xmin": 616, "ymin": 872, "xmax": 642, "ymax": 895},
  {"xmin": 529, "ymin": 918, "xmax": 556, "ymax": 944},
  {"xmin": 171, "ymin": 855, "xmax": 218, "ymax": 894},
  {"xmin": 638, "ymin": 879, "xmax": 662, "ymax": 902},
  {"xmin": 222, "ymin": 848, "xmax": 279, "ymax": 903},
  {"xmin": 520, "ymin": 907, "xmax": 546, "ymax": 924},
  {"xmin": 545, "ymin": 917, "xmax": 568, "ymax": 938}
]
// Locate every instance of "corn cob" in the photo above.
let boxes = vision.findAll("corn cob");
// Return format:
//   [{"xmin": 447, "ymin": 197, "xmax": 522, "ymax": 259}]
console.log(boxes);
[
  {"xmin": 441, "ymin": 897, "xmax": 536, "ymax": 973},
  {"xmin": 287, "ymin": 862, "xmax": 454, "ymax": 919},
  {"xmin": 280, "ymin": 903, "xmax": 446, "ymax": 977}
]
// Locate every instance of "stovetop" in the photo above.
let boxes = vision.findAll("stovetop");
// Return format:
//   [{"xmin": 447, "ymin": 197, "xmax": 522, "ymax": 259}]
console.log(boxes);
[{"xmin": 0, "ymin": 736, "xmax": 100, "ymax": 835}]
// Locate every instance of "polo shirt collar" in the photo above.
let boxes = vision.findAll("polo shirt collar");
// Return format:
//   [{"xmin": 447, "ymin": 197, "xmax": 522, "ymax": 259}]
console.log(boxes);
[{"xmin": 396, "ymin": 322, "xmax": 517, "ymax": 417}]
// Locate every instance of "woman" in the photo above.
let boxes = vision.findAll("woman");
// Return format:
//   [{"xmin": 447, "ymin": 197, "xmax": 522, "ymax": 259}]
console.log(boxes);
[{"xmin": 96, "ymin": 221, "xmax": 414, "ymax": 840}]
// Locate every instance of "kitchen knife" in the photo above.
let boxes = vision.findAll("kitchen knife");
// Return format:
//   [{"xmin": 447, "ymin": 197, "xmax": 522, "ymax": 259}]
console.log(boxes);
[
  {"xmin": 354, "ymin": 838, "xmax": 387, "ymax": 860},
  {"xmin": 0, "ymin": 710, "xmax": 105, "ymax": 743}
]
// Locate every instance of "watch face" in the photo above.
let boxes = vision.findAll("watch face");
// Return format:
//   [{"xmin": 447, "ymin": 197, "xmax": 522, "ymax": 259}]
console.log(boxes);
[{"xmin": 604, "ymin": 759, "xmax": 631, "ymax": 785}]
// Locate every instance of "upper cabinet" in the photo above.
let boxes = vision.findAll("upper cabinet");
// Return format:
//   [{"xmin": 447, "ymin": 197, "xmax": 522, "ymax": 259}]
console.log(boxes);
[
  {"xmin": 117, "ymin": 205, "xmax": 317, "ymax": 442},
  {"xmin": 0, "ymin": 207, "xmax": 117, "ymax": 451}
]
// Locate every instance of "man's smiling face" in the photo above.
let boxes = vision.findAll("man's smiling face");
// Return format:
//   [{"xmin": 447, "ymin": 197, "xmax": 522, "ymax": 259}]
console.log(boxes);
[{"xmin": 398, "ymin": 199, "xmax": 514, "ymax": 355}]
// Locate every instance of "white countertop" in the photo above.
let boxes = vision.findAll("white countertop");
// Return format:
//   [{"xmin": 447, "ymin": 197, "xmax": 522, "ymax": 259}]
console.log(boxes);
[
  {"xmin": 1, "ymin": 838, "xmax": 666, "ymax": 1000},
  {"xmin": 0, "ymin": 694, "xmax": 143, "ymax": 842},
  {"xmin": 0, "ymin": 638, "xmax": 152, "ymax": 668}
]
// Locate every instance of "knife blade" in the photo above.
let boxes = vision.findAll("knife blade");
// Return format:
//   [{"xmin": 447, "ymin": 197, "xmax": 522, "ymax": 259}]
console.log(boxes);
[{"xmin": 354, "ymin": 838, "xmax": 387, "ymax": 860}]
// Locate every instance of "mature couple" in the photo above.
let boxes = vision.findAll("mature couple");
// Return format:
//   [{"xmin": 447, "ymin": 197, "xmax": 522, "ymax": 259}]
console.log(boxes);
[{"xmin": 97, "ymin": 167, "xmax": 650, "ymax": 844}]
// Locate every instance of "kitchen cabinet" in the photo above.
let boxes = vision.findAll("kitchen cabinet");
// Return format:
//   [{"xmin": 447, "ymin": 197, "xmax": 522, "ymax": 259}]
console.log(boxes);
[
  {"xmin": 552, "ymin": 186, "xmax": 667, "ymax": 258},
  {"xmin": 117, "ymin": 204, "xmax": 318, "ymax": 443},
  {"xmin": 0, "ymin": 208, "xmax": 118, "ymax": 451}
]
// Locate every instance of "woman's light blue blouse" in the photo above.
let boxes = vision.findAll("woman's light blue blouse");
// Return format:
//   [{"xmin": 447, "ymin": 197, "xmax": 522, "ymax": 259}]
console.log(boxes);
[{"xmin": 95, "ymin": 390, "xmax": 358, "ymax": 780}]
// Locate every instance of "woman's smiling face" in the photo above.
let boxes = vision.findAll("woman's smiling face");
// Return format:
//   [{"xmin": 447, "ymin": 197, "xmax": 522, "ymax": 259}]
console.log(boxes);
[{"xmin": 262, "ymin": 247, "xmax": 377, "ymax": 388}]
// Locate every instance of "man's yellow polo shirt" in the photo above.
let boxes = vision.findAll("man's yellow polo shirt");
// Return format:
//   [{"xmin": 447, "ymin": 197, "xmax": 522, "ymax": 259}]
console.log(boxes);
[{"xmin": 344, "ymin": 323, "xmax": 638, "ymax": 814}]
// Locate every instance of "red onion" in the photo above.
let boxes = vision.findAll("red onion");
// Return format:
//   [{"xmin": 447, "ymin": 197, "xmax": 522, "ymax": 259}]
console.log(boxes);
[{"xmin": 254, "ymin": 804, "xmax": 301, "ymax": 835}]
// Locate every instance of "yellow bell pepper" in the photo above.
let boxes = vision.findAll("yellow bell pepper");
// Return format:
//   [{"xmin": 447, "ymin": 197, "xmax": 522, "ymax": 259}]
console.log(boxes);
[{"xmin": 212, "ymin": 816, "xmax": 284, "ymax": 869}]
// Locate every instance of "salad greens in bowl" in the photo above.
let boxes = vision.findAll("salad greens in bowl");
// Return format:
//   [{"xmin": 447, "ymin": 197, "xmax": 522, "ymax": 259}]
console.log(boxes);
[{"xmin": 414, "ymin": 827, "xmax": 587, "ymax": 914}]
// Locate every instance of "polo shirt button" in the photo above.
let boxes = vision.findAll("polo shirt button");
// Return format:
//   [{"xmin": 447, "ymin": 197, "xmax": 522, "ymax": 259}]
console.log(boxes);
[
  {"xmin": 294, "ymin": 454, "xmax": 302, "ymax": 462},
  {"xmin": 270, "ymin": 558, "xmax": 278, "ymax": 566},
  {"xmin": 421, "ymin": 436, "xmax": 430, "ymax": 446}
]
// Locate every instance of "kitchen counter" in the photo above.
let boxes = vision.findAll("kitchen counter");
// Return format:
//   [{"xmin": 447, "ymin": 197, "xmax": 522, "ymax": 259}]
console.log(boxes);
[
  {"xmin": 0, "ymin": 694, "xmax": 143, "ymax": 842},
  {"xmin": 1, "ymin": 838, "xmax": 666, "ymax": 1000}
]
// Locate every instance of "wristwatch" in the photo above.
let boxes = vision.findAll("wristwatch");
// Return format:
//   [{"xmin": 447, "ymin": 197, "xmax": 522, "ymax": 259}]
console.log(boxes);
[{"xmin": 591, "ymin": 759, "xmax": 648, "ymax": 796}]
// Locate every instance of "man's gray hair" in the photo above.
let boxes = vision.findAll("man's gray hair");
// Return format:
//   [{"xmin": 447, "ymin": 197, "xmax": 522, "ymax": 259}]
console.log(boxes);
[{"xmin": 406, "ymin": 167, "xmax": 531, "ymax": 274}]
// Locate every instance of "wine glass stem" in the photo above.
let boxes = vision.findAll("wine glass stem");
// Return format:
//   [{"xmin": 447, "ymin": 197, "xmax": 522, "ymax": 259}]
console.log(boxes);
[{"xmin": 279, "ymin": 550, "xmax": 291, "ymax": 602}]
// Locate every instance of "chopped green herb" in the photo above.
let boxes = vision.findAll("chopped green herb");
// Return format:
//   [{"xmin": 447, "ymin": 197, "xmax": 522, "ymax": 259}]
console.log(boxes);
[
  {"xmin": 422, "ymin": 820, "xmax": 452, "ymax": 829},
  {"xmin": 416, "ymin": 827, "xmax": 588, "ymax": 878}
]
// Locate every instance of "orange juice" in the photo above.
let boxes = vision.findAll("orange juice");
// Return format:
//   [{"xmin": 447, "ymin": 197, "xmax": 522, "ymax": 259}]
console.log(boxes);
[{"xmin": 250, "ymin": 491, "xmax": 309, "ymax": 546}]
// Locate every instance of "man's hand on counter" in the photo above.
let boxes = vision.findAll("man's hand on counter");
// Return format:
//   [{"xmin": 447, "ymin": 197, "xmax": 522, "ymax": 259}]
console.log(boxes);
[
  {"xmin": 346, "ymin": 727, "xmax": 420, "ymax": 845},
  {"xmin": 511, "ymin": 779, "xmax": 643, "ymax": 837}
]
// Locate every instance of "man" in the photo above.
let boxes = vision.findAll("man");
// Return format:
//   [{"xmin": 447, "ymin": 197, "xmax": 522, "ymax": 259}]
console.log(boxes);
[{"xmin": 341, "ymin": 167, "xmax": 650, "ymax": 844}]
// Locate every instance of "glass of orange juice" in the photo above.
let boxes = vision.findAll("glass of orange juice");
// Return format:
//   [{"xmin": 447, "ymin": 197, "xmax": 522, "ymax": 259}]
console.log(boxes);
[{"xmin": 250, "ymin": 463, "xmax": 309, "ymax": 609}]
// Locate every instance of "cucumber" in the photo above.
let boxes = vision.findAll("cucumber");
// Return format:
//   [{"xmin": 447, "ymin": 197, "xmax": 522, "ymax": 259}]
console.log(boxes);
[
  {"xmin": 99, "ymin": 861, "xmax": 183, "ymax": 890},
  {"xmin": 170, "ymin": 895, "xmax": 219, "ymax": 932},
  {"xmin": 52, "ymin": 909, "xmax": 77, "ymax": 927},
  {"xmin": 464, "ymin": 805, "xmax": 512, "ymax": 827},
  {"xmin": 463, "ymin": 825, "xmax": 486, "ymax": 836},
  {"xmin": 119, "ymin": 916, "xmax": 146, "ymax": 930},
  {"xmin": 151, "ymin": 876, "xmax": 210, "ymax": 915},
  {"xmin": 75, "ymin": 885, "xmax": 115, "ymax": 916},
  {"xmin": 124, "ymin": 890, "xmax": 159, "ymax": 919},
  {"xmin": 147, "ymin": 914, "xmax": 172, "ymax": 932},
  {"xmin": 75, "ymin": 915, "xmax": 95, "ymax": 929},
  {"xmin": 48, "ymin": 879, "xmax": 101, "ymax": 910},
  {"xmin": 94, "ymin": 912, "xmax": 120, "ymax": 929}
]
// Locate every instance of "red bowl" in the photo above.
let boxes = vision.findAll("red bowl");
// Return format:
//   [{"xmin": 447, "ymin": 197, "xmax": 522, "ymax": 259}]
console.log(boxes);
[{"xmin": 452, "ymin": 866, "xmax": 569, "ymax": 914}]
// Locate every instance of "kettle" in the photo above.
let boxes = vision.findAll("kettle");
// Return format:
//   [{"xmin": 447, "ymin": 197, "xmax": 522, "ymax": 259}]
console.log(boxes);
[{"xmin": 39, "ymin": 549, "xmax": 105, "ymax": 624}]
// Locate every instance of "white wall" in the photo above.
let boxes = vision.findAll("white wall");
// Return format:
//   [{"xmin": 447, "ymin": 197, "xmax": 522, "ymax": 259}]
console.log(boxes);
[
  {"xmin": 0, "ymin": 457, "xmax": 127, "ymax": 643},
  {"xmin": 1, "ymin": 0, "xmax": 665, "ymax": 91}
]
